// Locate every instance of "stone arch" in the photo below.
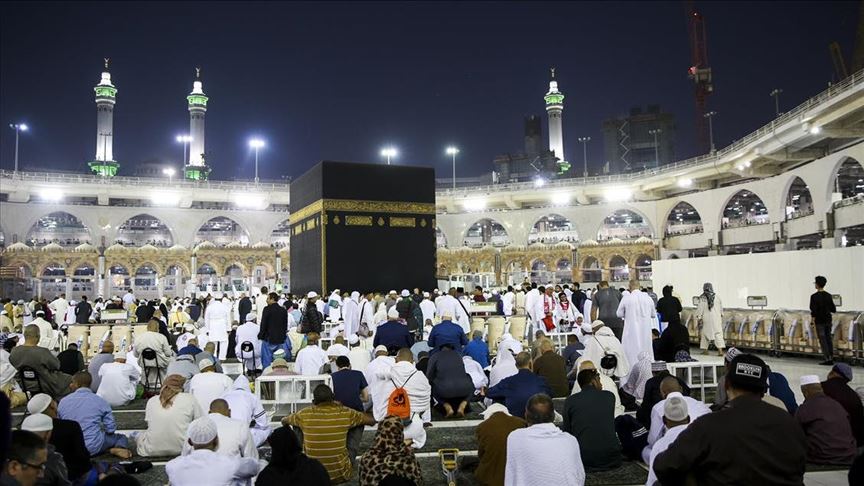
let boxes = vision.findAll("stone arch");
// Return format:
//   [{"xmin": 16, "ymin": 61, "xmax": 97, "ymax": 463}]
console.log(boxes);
[
  {"xmin": 194, "ymin": 216, "xmax": 251, "ymax": 246},
  {"xmin": 224, "ymin": 262, "xmax": 247, "ymax": 276},
  {"xmin": 580, "ymin": 255, "xmax": 601, "ymax": 282},
  {"xmin": 463, "ymin": 218, "xmax": 510, "ymax": 247},
  {"xmin": 72, "ymin": 264, "xmax": 96, "ymax": 276},
  {"xmin": 828, "ymin": 156, "xmax": 864, "ymax": 200},
  {"xmin": 5, "ymin": 260, "xmax": 33, "ymax": 277},
  {"xmin": 634, "ymin": 253, "xmax": 653, "ymax": 280},
  {"xmin": 596, "ymin": 208, "xmax": 654, "ymax": 241},
  {"xmin": 26, "ymin": 211, "xmax": 92, "ymax": 248},
  {"xmin": 163, "ymin": 261, "xmax": 191, "ymax": 276},
  {"xmin": 40, "ymin": 262, "xmax": 66, "ymax": 277},
  {"xmin": 783, "ymin": 176, "xmax": 814, "ymax": 220},
  {"xmin": 720, "ymin": 189, "xmax": 770, "ymax": 228},
  {"xmin": 608, "ymin": 254, "xmax": 630, "ymax": 282},
  {"xmin": 664, "ymin": 201, "xmax": 704, "ymax": 237},
  {"xmin": 529, "ymin": 213, "xmax": 578, "ymax": 245},
  {"xmin": 134, "ymin": 261, "xmax": 164, "ymax": 275},
  {"xmin": 116, "ymin": 213, "xmax": 175, "ymax": 248},
  {"xmin": 196, "ymin": 262, "xmax": 221, "ymax": 276}
]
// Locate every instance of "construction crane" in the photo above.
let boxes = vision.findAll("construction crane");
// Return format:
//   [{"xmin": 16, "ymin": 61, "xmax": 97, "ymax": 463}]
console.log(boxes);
[
  {"xmin": 829, "ymin": 1, "xmax": 864, "ymax": 82},
  {"xmin": 686, "ymin": 1, "xmax": 713, "ymax": 153}
]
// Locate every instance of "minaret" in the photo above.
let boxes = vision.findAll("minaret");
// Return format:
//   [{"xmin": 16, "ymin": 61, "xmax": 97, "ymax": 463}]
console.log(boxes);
[
  {"xmin": 185, "ymin": 68, "xmax": 210, "ymax": 181},
  {"xmin": 544, "ymin": 67, "xmax": 567, "ymax": 172},
  {"xmin": 88, "ymin": 58, "xmax": 119, "ymax": 177}
]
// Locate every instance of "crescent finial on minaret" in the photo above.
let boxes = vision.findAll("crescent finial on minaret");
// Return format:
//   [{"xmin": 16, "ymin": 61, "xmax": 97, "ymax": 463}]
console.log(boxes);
[
  {"xmin": 551, "ymin": 67, "xmax": 555, "ymax": 79},
  {"xmin": 104, "ymin": 58, "xmax": 110, "ymax": 70},
  {"xmin": 195, "ymin": 67, "xmax": 201, "ymax": 79}
]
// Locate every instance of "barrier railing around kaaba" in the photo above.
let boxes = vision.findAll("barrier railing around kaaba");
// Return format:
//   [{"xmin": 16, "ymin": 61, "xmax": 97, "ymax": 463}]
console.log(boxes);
[{"xmin": 682, "ymin": 307, "xmax": 864, "ymax": 364}]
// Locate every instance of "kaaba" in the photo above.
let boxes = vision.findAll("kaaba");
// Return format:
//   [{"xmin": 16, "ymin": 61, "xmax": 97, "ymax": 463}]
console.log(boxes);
[{"xmin": 289, "ymin": 160, "xmax": 437, "ymax": 294}]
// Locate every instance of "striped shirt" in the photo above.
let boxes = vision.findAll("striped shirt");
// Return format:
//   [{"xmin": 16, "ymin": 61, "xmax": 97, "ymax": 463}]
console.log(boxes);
[{"xmin": 285, "ymin": 402, "xmax": 366, "ymax": 483}]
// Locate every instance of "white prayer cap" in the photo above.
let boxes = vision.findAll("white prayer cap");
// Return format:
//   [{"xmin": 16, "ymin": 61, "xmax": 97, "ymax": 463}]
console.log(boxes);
[
  {"xmin": 27, "ymin": 394, "xmax": 52, "ymax": 414},
  {"xmin": 423, "ymin": 292, "xmax": 430, "ymax": 298},
  {"xmin": 591, "ymin": 320, "xmax": 605, "ymax": 331},
  {"xmin": 272, "ymin": 348, "xmax": 286, "ymax": 359},
  {"xmin": 480, "ymin": 402, "xmax": 510, "ymax": 420},
  {"xmin": 21, "ymin": 414, "xmax": 53, "ymax": 432},
  {"xmin": 374, "ymin": 345, "xmax": 389, "ymax": 355},
  {"xmin": 17, "ymin": 300, "xmax": 25, "ymax": 304},
  {"xmin": 198, "ymin": 358, "xmax": 215, "ymax": 371},
  {"xmin": 327, "ymin": 346, "xmax": 349, "ymax": 357},
  {"xmin": 580, "ymin": 322, "xmax": 593, "ymax": 334},
  {"xmin": 347, "ymin": 334, "xmax": 359, "ymax": 345},
  {"xmin": 663, "ymin": 395, "xmax": 689, "ymax": 422},
  {"xmin": 245, "ymin": 313, "xmax": 256, "ymax": 322},
  {"xmin": 35, "ymin": 310, "xmax": 45, "ymax": 316},
  {"xmin": 70, "ymin": 300, "xmax": 77, "ymax": 306},
  {"xmin": 183, "ymin": 323, "xmax": 196, "ymax": 332},
  {"xmin": 387, "ymin": 307, "xmax": 400, "ymax": 319},
  {"xmin": 114, "ymin": 353, "xmax": 127, "ymax": 361},
  {"xmin": 800, "ymin": 375, "xmax": 820, "ymax": 386},
  {"xmin": 307, "ymin": 291, "xmax": 318, "ymax": 299},
  {"xmin": 187, "ymin": 416, "xmax": 219, "ymax": 445},
  {"xmin": 389, "ymin": 290, "xmax": 397, "ymax": 295},
  {"xmin": 401, "ymin": 289, "xmax": 410, "ymax": 297},
  {"xmin": 0, "ymin": 310, "xmax": 6, "ymax": 316},
  {"xmin": 212, "ymin": 292, "xmax": 223, "ymax": 299}
]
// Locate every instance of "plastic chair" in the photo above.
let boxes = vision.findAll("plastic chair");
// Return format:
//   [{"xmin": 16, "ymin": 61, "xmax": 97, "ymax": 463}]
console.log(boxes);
[
  {"xmin": 239, "ymin": 341, "xmax": 257, "ymax": 378},
  {"xmin": 18, "ymin": 366, "xmax": 44, "ymax": 400},
  {"xmin": 140, "ymin": 347, "xmax": 163, "ymax": 391}
]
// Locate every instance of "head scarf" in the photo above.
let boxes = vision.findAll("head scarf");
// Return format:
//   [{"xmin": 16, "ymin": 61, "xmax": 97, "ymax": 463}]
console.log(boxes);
[
  {"xmin": 257, "ymin": 427, "xmax": 330, "ymax": 486},
  {"xmin": 359, "ymin": 416, "xmax": 423, "ymax": 486},
  {"xmin": 489, "ymin": 342, "xmax": 519, "ymax": 388},
  {"xmin": 159, "ymin": 374, "xmax": 186, "ymax": 408},
  {"xmin": 232, "ymin": 374, "xmax": 251, "ymax": 392},
  {"xmin": 622, "ymin": 351, "xmax": 653, "ymax": 400},
  {"xmin": 702, "ymin": 282, "xmax": 716, "ymax": 310}
]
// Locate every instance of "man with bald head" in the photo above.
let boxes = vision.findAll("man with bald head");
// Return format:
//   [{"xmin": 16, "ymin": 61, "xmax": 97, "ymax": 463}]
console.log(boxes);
[
  {"xmin": 643, "ymin": 375, "xmax": 711, "ymax": 462},
  {"xmin": 532, "ymin": 339, "xmax": 569, "ymax": 397},
  {"xmin": 505, "ymin": 394, "xmax": 585, "ymax": 486},
  {"xmin": 9, "ymin": 325, "xmax": 72, "ymax": 398},
  {"xmin": 181, "ymin": 398, "xmax": 257, "ymax": 459}
]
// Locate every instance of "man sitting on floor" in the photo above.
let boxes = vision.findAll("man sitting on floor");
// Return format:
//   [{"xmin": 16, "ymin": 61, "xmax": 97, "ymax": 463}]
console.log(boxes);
[
  {"xmin": 562, "ymin": 368, "xmax": 622, "ymax": 471},
  {"xmin": 57, "ymin": 371, "xmax": 131, "ymax": 459},
  {"xmin": 166, "ymin": 416, "xmax": 259, "ymax": 485},
  {"xmin": 96, "ymin": 353, "xmax": 140, "ymax": 407},
  {"xmin": 796, "ymin": 374, "xmax": 857, "ymax": 466}
]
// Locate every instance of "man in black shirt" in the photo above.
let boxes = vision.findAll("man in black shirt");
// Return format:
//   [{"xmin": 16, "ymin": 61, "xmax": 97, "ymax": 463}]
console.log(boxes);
[
  {"xmin": 74, "ymin": 296, "xmax": 92, "ymax": 324},
  {"xmin": 258, "ymin": 292, "xmax": 290, "ymax": 368},
  {"xmin": 56, "ymin": 343, "xmax": 85, "ymax": 376},
  {"xmin": 237, "ymin": 294, "xmax": 252, "ymax": 323},
  {"xmin": 300, "ymin": 291, "xmax": 324, "ymax": 334},
  {"xmin": 654, "ymin": 354, "xmax": 807, "ymax": 486},
  {"xmin": 809, "ymin": 275, "xmax": 837, "ymax": 365}
]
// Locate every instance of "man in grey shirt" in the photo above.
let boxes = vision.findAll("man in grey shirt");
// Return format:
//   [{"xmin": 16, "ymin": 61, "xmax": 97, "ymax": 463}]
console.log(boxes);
[
  {"xmin": 88, "ymin": 341, "xmax": 118, "ymax": 392},
  {"xmin": 591, "ymin": 281, "xmax": 623, "ymax": 341}
]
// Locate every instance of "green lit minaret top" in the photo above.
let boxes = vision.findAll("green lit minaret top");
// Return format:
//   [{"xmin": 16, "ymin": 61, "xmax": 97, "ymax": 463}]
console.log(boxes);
[
  {"xmin": 89, "ymin": 58, "xmax": 120, "ymax": 177},
  {"xmin": 544, "ymin": 67, "xmax": 564, "ymax": 106},
  {"xmin": 187, "ymin": 68, "xmax": 208, "ymax": 108}
]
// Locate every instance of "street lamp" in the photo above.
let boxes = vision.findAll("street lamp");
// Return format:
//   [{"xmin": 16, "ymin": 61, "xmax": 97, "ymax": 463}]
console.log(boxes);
[
  {"xmin": 380, "ymin": 147, "xmax": 398, "ymax": 165},
  {"xmin": 577, "ymin": 136, "xmax": 591, "ymax": 177},
  {"xmin": 249, "ymin": 138, "xmax": 266, "ymax": 183},
  {"xmin": 9, "ymin": 123, "xmax": 28, "ymax": 173},
  {"xmin": 770, "ymin": 88, "xmax": 783, "ymax": 117},
  {"xmin": 176, "ymin": 135, "xmax": 192, "ymax": 165},
  {"xmin": 162, "ymin": 167, "xmax": 176, "ymax": 184},
  {"xmin": 704, "ymin": 111, "xmax": 718, "ymax": 153},
  {"xmin": 446, "ymin": 146, "xmax": 459, "ymax": 190},
  {"xmin": 649, "ymin": 128, "xmax": 663, "ymax": 168}
]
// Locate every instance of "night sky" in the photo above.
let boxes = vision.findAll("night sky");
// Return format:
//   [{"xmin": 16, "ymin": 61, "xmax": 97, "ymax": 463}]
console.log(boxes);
[{"xmin": 0, "ymin": 1, "xmax": 858, "ymax": 181}]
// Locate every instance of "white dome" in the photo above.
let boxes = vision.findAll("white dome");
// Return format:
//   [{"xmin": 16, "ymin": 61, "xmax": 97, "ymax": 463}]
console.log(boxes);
[
  {"xmin": 252, "ymin": 241, "xmax": 271, "ymax": 249},
  {"xmin": 73, "ymin": 243, "xmax": 97, "ymax": 253},
  {"xmin": 167, "ymin": 244, "xmax": 187, "ymax": 252},
  {"xmin": 137, "ymin": 244, "xmax": 159, "ymax": 252},
  {"xmin": 105, "ymin": 243, "xmax": 127, "ymax": 253},
  {"xmin": 41, "ymin": 242, "xmax": 63, "ymax": 252},
  {"xmin": 225, "ymin": 241, "xmax": 245, "ymax": 248},
  {"xmin": 635, "ymin": 236, "xmax": 653, "ymax": 243},
  {"xmin": 606, "ymin": 238, "xmax": 625, "ymax": 245},
  {"xmin": 579, "ymin": 239, "xmax": 599, "ymax": 247},
  {"xmin": 195, "ymin": 241, "xmax": 216, "ymax": 251}
]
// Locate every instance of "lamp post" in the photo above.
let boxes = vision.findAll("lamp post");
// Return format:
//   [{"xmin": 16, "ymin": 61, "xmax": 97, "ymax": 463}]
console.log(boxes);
[
  {"xmin": 446, "ymin": 146, "xmax": 459, "ymax": 190},
  {"xmin": 176, "ymin": 135, "xmax": 192, "ymax": 165},
  {"xmin": 577, "ymin": 136, "xmax": 591, "ymax": 177},
  {"xmin": 649, "ymin": 128, "xmax": 662, "ymax": 168},
  {"xmin": 162, "ymin": 167, "xmax": 176, "ymax": 184},
  {"xmin": 704, "ymin": 111, "xmax": 718, "ymax": 153},
  {"xmin": 380, "ymin": 147, "xmax": 397, "ymax": 165},
  {"xmin": 249, "ymin": 138, "xmax": 265, "ymax": 184},
  {"xmin": 9, "ymin": 123, "xmax": 28, "ymax": 173},
  {"xmin": 770, "ymin": 88, "xmax": 783, "ymax": 117}
]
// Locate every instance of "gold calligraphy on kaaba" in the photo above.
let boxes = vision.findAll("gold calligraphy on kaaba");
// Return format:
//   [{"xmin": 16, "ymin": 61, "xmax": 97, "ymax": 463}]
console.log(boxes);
[
  {"xmin": 345, "ymin": 215, "xmax": 373, "ymax": 226},
  {"xmin": 390, "ymin": 217, "xmax": 416, "ymax": 228}
]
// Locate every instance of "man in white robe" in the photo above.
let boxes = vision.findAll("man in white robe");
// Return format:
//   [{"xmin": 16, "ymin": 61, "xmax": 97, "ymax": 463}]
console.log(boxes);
[
  {"xmin": 234, "ymin": 313, "xmax": 262, "ymax": 371},
  {"xmin": 97, "ymin": 355, "xmax": 140, "ymax": 407},
  {"xmin": 358, "ymin": 293, "xmax": 375, "ymax": 334},
  {"xmin": 531, "ymin": 287, "xmax": 557, "ymax": 336},
  {"xmin": 222, "ymin": 375, "xmax": 270, "ymax": 446},
  {"xmin": 364, "ymin": 345, "xmax": 396, "ymax": 415},
  {"xmin": 342, "ymin": 291, "xmax": 361, "ymax": 339},
  {"xmin": 49, "ymin": 294, "xmax": 69, "ymax": 326},
  {"xmin": 254, "ymin": 287, "xmax": 269, "ymax": 325},
  {"xmin": 30, "ymin": 311, "xmax": 56, "ymax": 350},
  {"xmin": 436, "ymin": 289, "xmax": 469, "ymax": 334},
  {"xmin": 327, "ymin": 290, "xmax": 342, "ymax": 321},
  {"xmin": 645, "ymin": 395, "xmax": 694, "ymax": 486},
  {"xmin": 165, "ymin": 416, "xmax": 259, "ymax": 486},
  {"xmin": 502, "ymin": 287, "xmax": 515, "ymax": 316},
  {"xmin": 505, "ymin": 394, "xmax": 585, "ymax": 486},
  {"xmin": 524, "ymin": 285, "xmax": 540, "ymax": 322},
  {"xmin": 616, "ymin": 283, "xmax": 656, "ymax": 375},
  {"xmin": 419, "ymin": 292, "xmax": 437, "ymax": 326},
  {"xmin": 181, "ymin": 399, "xmax": 258, "ymax": 459},
  {"xmin": 204, "ymin": 295, "xmax": 231, "ymax": 360},
  {"xmin": 294, "ymin": 332, "xmax": 329, "ymax": 375},
  {"xmin": 189, "ymin": 359, "xmax": 234, "ymax": 412},
  {"xmin": 376, "ymin": 348, "xmax": 432, "ymax": 448}
]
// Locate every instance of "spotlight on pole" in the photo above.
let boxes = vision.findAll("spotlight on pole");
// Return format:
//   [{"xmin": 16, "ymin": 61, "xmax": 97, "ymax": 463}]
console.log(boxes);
[{"xmin": 380, "ymin": 146, "xmax": 398, "ymax": 165}]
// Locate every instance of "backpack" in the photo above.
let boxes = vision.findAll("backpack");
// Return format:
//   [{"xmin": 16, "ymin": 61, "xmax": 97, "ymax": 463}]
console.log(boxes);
[{"xmin": 387, "ymin": 370, "xmax": 418, "ymax": 420}]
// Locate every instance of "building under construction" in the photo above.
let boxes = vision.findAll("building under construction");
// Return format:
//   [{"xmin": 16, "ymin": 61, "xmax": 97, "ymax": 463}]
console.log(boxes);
[{"xmin": 602, "ymin": 105, "xmax": 677, "ymax": 174}]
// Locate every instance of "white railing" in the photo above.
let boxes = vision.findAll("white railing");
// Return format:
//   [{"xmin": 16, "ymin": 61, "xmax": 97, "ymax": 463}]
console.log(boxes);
[
  {"xmin": 254, "ymin": 374, "xmax": 332, "ymax": 413},
  {"xmin": 436, "ymin": 70, "xmax": 864, "ymax": 198},
  {"xmin": 0, "ymin": 170, "xmax": 291, "ymax": 192}
]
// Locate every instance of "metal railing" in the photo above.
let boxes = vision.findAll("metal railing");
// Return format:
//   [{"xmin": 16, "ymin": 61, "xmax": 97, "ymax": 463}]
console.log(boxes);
[
  {"xmin": 437, "ymin": 70, "xmax": 864, "ymax": 198},
  {"xmin": 0, "ymin": 170, "xmax": 291, "ymax": 192}
]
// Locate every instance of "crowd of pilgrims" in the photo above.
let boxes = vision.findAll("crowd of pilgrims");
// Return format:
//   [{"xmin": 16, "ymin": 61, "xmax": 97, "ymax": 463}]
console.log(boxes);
[{"xmin": 1, "ymin": 279, "xmax": 863, "ymax": 486}]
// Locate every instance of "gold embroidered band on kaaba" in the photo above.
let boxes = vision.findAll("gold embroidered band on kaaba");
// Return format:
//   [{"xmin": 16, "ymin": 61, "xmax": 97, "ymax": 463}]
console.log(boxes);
[{"xmin": 290, "ymin": 198, "xmax": 436, "ymax": 224}]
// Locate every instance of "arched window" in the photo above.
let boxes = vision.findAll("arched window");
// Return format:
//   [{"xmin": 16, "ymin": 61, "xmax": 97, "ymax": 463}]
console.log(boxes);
[
  {"xmin": 27, "ymin": 212, "xmax": 91, "ymax": 248},
  {"xmin": 833, "ymin": 158, "xmax": 864, "ymax": 199},
  {"xmin": 785, "ymin": 177, "xmax": 814, "ymax": 220},
  {"xmin": 598, "ymin": 209, "xmax": 652, "ymax": 240},
  {"xmin": 581, "ymin": 256, "xmax": 601, "ymax": 283},
  {"xmin": 665, "ymin": 202, "xmax": 703, "ymax": 236},
  {"xmin": 529, "ymin": 214, "xmax": 577, "ymax": 244},
  {"xmin": 270, "ymin": 219, "xmax": 290, "ymax": 248},
  {"xmin": 116, "ymin": 214, "xmax": 173, "ymax": 247},
  {"xmin": 196, "ymin": 217, "xmax": 250, "ymax": 246},
  {"xmin": 464, "ymin": 219, "xmax": 509, "ymax": 247},
  {"xmin": 634, "ymin": 254, "xmax": 652, "ymax": 281},
  {"xmin": 609, "ymin": 255, "xmax": 629, "ymax": 282},
  {"xmin": 722, "ymin": 190, "xmax": 769, "ymax": 229}
]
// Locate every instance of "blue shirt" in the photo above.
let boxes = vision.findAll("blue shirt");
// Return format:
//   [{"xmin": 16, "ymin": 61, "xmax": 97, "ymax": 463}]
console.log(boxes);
[
  {"xmin": 57, "ymin": 388, "xmax": 116, "ymax": 455},
  {"xmin": 463, "ymin": 338, "xmax": 490, "ymax": 368},
  {"xmin": 487, "ymin": 369, "xmax": 552, "ymax": 417},
  {"xmin": 428, "ymin": 320, "xmax": 467, "ymax": 353},
  {"xmin": 373, "ymin": 321, "xmax": 414, "ymax": 353},
  {"xmin": 331, "ymin": 369, "xmax": 369, "ymax": 412},
  {"xmin": 177, "ymin": 344, "xmax": 202, "ymax": 356}
]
